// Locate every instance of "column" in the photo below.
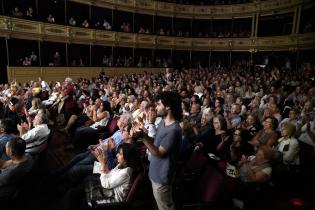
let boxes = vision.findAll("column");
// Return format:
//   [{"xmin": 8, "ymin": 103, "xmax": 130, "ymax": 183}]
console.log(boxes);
[
  {"xmin": 189, "ymin": 50, "xmax": 192, "ymax": 69},
  {"xmin": 254, "ymin": 13, "xmax": 259, "ymax": 37},
  {"xmin": 5, "ymin": 37, "xmax": 9, "ymax": 65},
  {"xmin": 38, "ymin": 40, "xmax": 42, "ymax": 66},
  {"xmin": 295, "ymin": 6, "xmax": 302, "ymax": 34},
  {"xmin": 251, "ymin": 14, "xmax": 256, "ymax": 37},
  {"xmin": 89, "ymin": 44, "xmax": 92, "ymax": 66}
]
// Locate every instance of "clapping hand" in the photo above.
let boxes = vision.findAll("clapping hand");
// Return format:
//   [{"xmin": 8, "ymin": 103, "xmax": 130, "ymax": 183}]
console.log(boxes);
[
  {"xmin": 221, "ymin": 133, "xmax": 229, "ymax": 142},
  {"xmin": 107, "ymin": 138, "xmax": 116, "ymax": 150},
  {"xmin": 147, "ymin": 110, "xmax": 157, "ymax": 124},
  {"xmin": 131, "ymin": 121, "xmax": 145, "ymax": 139},
  {"xmin": 94, "ymin": 148, "xmax": 106, "ymax": 164}
]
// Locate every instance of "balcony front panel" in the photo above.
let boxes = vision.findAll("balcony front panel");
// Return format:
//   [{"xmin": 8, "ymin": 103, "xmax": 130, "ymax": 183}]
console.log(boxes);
[
  {"xmin": 156, "ymin": 36, "xmax": 174, "ymax": 49},
  {"xmin": 70, "ymin": 27, "xmax": 94, "ymax": 43},
  {"xmin": 44, "ymin": 23, "xmax": 68, "ymax": 41},
  {"xmin": 7, "ymin": 67, "xmax": 166, "ymax": 83},
  {"xmin": 95, "ymin": 30, "xmax": 116, "ymax": 45},
  {"xmin": 1, "ymin": 16, "xmax": 315, "ymax": 51},
  {"xmin": 298, "ymin": 32, "xmax": 315, "ymax": 49},
  {"xmin": 192, "ymin": 39, "xmax": 211, "ymax": 51},
  {"xmin": 69, "ymin": 0, "xmax": 312, "ymax": 19},
  {"xmin": 115, "ymin": 32, "xmax": 136, "ymax": 47},
  {"xmin": 136, "ymin": 34, "xmax": 156, "ymax": 48}
]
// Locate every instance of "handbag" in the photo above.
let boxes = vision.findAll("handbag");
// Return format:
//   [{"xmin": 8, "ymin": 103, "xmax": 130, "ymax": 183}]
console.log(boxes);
[
  {"xmin": 85, "ymin": 175, "xmax": 115, "ymax": 207},
  {"xmin": 226, "ymin": 162, "xmax": 240, "ymax": 178}
]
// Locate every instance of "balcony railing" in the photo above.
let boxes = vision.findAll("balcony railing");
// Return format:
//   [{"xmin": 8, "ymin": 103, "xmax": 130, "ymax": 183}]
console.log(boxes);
[
  {"xmin": 1, "ymin": 16, "xmax": 315, "ymax": 51},
  {"xmin": 70, "ymin": 0, "xmax": 313, "ymax": 18}
]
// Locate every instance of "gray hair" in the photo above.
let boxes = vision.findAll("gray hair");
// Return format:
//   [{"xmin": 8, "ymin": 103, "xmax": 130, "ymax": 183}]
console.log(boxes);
[
  {"xmin": 120, "ymin": 113, "xmax": 133, "ymax": 126},
  {"xmin": 202, "ymin": 113, "xmax": 212, "ymax": 122},
  {"xmin": 65, "ymin": 77, "xmax": 73, "ymax": 84},
  {"xmin": 37, "ymin": 112, "xmax": 48, "ymax": 124},
  {"xmin": 140, "ymin": 100, "xmax": 148, "ymax": 108}
]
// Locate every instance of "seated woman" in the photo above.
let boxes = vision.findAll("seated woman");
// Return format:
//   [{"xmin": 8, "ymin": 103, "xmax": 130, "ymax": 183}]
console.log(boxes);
[
  {"xmin": 27, "ymin": 97, "xmax": 42, "ymax": 118},
  {"xmin": 242, "ymin": 113, "xmax": 262, "ymax": 138},
  {"xmin": 249, "ymin": 116, "xmax": 278, "ymax": 148},
  {"xmin": 61, "ymin": 143, "xmax": 141, "ymax": 210},
  {"xmin": 42, "ymin": 86, "xmax": 60, "ymax": 107},
  {"xmin": 239, "ymin": 145, "xmax": 273, "ymax": 183},
  {"xmin": 192, "ymin": 113, "xmax": 212, "ymax": 144},
  {"xmin": 234, "ymin": 146, "xmax": 274, "ymax": 210},
  {"xmin": 275, "ymin": 122, "xmax": 300, "ymax": 166},
  {"xmin": 67, "ymin": 101, "xmax": 112, "ymax": 149},
  {"xmin": 60, "ymin": 98, "xmax": 101, "ymax": 135},
  {"xmin": 195, "ymin": 115, "xmax": 232, "ymax": 159},
  {"xmin": 230, "ymin": 128, "xmax": 254, "ymax": 165},
  {"xmin": 273, "ymin": 122, "xmax": 300, "ymax": 185}
]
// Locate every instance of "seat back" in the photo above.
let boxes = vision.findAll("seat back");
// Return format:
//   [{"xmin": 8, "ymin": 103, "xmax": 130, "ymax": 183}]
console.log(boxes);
[
  {"xmin": 183, "ymin": 150, "xmax": 208, "ymax": 175},
  {"xmin": 106, "ymin": 117, "xmax": 119, "ymax": 134},
  {"xmin": 298, "ymin": 140, "xmax": 313, "ymax": 168},
  {"xmin": 197, "ymin": 163, "xmax": 225, "ymax": 204},
  {"xmin": 126, "ymin": 173, "xmax": 144, "ymax": 203}
]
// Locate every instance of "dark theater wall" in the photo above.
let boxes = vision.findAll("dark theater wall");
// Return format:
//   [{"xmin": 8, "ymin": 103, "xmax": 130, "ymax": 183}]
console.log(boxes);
[{"xmin": 0, "ymin": 37, "xmax": 8, "ymax": 83}]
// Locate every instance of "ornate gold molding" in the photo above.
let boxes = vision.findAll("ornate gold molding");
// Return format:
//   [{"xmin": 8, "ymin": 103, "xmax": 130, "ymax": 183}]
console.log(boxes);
[
  {"xmin": 70, "ymin": 0, "xmax": 314, "ymax": 18},
  {"xmin": 1, "ymin": 16, "xmax": 314, "ymax": 51},
  {"xmin": 6, "ymin": 66, "xmax": 166, "ymax": 83}
]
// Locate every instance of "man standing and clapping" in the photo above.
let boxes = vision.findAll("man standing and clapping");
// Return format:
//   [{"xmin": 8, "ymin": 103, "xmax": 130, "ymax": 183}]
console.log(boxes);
[{"xmin": 134, "ymin": 91, "xmax": 182, "ymax": 210}]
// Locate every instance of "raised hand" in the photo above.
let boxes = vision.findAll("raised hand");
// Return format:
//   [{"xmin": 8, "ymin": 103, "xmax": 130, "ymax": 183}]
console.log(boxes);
[{"xmin": 94, "ymin": 148, "xmax": 106, "ymax": 164}]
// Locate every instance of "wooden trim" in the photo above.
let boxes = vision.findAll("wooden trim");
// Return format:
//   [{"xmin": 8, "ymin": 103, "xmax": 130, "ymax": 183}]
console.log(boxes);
[
  {"xmin": 0, "ymin": 16, "xmax": 314, "ymax": 52},
  {"xmin": 68, "ymin": 0, "xmax": 312, "ymax": 19},
  {"xmin": 6, "ymin": 67, "xmax": 166, "ymax": 83}
]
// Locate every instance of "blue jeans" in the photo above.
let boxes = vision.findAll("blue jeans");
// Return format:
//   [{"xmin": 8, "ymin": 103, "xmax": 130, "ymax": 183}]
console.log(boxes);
[
  {"xmin": 58, "ymin": 151, "xmax": 96, "ymax": 186},
  {"xmin": 73, "ymin": 127, "xmax": 99, "ymax": 148}
]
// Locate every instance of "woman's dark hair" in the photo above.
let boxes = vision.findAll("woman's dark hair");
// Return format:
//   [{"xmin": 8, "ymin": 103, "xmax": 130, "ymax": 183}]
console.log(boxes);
[
  {"xmin": 117, "ymin": 143, "xmax": 142, "ymax": 176},
  {"xmin": 156, "ymin": 91, "xmax": 183, "ymax": 121},
  {"xmin": 213, "ymin": 114, "xmax": 227, "ymax": 131},
  {"xmin": 102, "ymin": 101, "xmax": 112, "ymax": 116},
  {"xmin": 0, "ymin": 118, "xmax": 16, "ymax": 134},
  {"xmin": 266, "ymin": 116, "xmax": 278, "ymax": 130},
  {"xmin": 7, "ymin": 137, "xmax": 26, "ymax": 157},
  {"xmin": 91, "ymin": 89, "xmax": 100, "ymax": 101},
  {"xmin": 191, "ymin": 95, "xmax": 201, "ymax": 105},
  {"xmin": 182, "ymin": 100, "xmax": 190, "ymax": 112},
  {"xmin": 235, "ymin": 128, "xmax": 251, "ymax": 142},
  {"xmin": 216, "ymin": 97, "xmax": 224, "ymax": 105}
]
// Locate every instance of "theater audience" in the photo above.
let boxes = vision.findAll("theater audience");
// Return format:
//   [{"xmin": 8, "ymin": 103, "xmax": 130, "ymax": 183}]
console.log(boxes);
[
  {"xmin": 0, "ymin": 119, "xmax": 16, "ymax": 160},
  {"xmin": 103, "ymin": 19, "xmax": 112, "ymax": 30},
  {"xmin": 273, "ymin": 122, "xmax": 300, "ymax": 181},
  {"xmin": 70, "ymin": 101, "xmax": 112, "ymax": 149},
  {"xmin": 17, "ymin": 112, "xmax": 51, "ymax": 155},
  {"xmin": 297, "ymin": 112, "xmax": 315, "ymax": 159},
  {"xmin": 54, "ymin": 113, "xmax": 133, "ymax": 188},
  {"xmin": 26, "ymin": 7, "xmax": 34, "ymax": 19},
  {"xmin": 229, "ymin": 128, "xmax": 254, "ymax": 164},
  {"xmin": 60, "ymin": 143, "xmax": 140, "ymax": 210},
  {"xmin": 53, "ymin": 51, "xmax": 61, "ymax": 66},
  {"xmin": 0, "ymin": 54, "xmax": 314, "ymax": 210},
  {"xmin": 47, "ymin": 14, "xmax": 55, "ymax": 23},
  {"xmin": 249, "ymin": 116, "xmax": 278, "ymax": 148},
  {"xmin": 234, "ymin": 146, "xmax": 273, "ymax": 209},
  {"xmin": 82, "ymin": 20, "xmax": 89, "ymax": 28},
  {"xmin": 68, "ymin": 17, "xmax": 76, "ymax": 26},
  {"xmin": 0, "ymin": 138, "xmax": 34, "ymax": 200},
  {"xmin": 12, "ymin": 7, "xmax": 23, "ymax": 17},
  {"xmin": 2, "ymin": 97, "xmax": 21, "ymax": 129}
]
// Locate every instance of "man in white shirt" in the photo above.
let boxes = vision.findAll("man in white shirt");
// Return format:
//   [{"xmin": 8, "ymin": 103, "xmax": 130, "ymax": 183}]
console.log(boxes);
[
  {"xmin": 298, "ymin": 114, "xmax": 315, "ymax": 153},
  {"xmin": 17, "ymin": 112, "xmax": 51, "ymax": 155}
]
